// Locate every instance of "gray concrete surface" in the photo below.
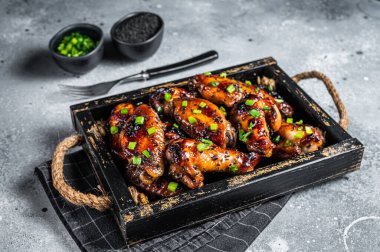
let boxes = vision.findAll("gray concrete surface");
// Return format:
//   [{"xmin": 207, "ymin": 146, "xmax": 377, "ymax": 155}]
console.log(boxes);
[{"xmin": 0, "ymin": 0, "xmax": 379, "ymax": 251}]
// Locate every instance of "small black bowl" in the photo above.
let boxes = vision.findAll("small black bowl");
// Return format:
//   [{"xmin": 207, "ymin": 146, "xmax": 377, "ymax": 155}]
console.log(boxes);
[
  {"xmin": 110, "ymin": 12, "xmax": 164, "ymax": 61},
  {"xmin": 49, "ymin": 23, "xmax": 104, "ymax": 74}
]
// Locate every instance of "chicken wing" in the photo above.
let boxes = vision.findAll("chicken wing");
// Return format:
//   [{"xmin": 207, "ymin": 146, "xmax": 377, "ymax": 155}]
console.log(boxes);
[
  {"xmin": 273, "ymin": 122, "xmax": 325, "ymax": 158},
  {"xmin": 166, "ymin": 138, "xmax": 261, "ymax": 189},
  {"xmin": 109, "ymin": 103, "xmax": 180, "ymax": 197},
  {"xmin": 150, "ymin": 87, "xmax": 236, "ymax": 148},
  {"xmin": 150, "ymin": 87, "xmax": 195, "ymax": 116},
  {"xmin": 230, "ymin": 95, "xmax": 275, "ymax": 157}
]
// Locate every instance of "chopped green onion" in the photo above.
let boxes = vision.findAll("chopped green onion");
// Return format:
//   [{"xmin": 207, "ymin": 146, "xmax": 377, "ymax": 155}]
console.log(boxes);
[
  {"xmin": 239, "ymin": 88, "xmax": 243, "ymax": 92},
  {"xmin": 168, "ymin": 181, "xmax": 178, "ymax": 192},
  {"xmin": 210, "ymin": 81, "xmax": 220, "ymax": 87},
  {"xmin": 188, "ymin": 116, "xmax": 197, "ymax": 124},
  {"xmin": 284, "ymin": 140, "xmax": 292, "ymax": 147},
  {"xmin": 295, "ymin": 131, "xmax": 304, "ymax": 139},
  {"xmin": 305, "ymin": 126, "xmax": 313, "ymax": 135},
  {"xmin": 245, "ymin": 80, "xmax": 252, "ymax": 86},
  {"xmin": 255, "ymin": 87, "xmax": 260, "ymax": 92},
  {"xmin": 245, "ymin": 99, "xmax": 255, "ymax": 106},
  {"xmin": 128, "ymin": 142, "xmax": 136, "ymax": 150},
  {"xmin": 286, "ymin": 118, "xmax": 293, "ymax": 124},
  {"xmin": 296, "ymin": 120, "xmax": 303, "ymax": 125},
  {"xmin": 268, "ymin": 85, "xmax": 273, "ymax": 91},
  {"xmin": 248, "ymin": 121, "xmax": 255, "ymax": 130},
  {"xmin": 110, "ymin": 126, "xmax": 118, "ymax": 134},
  {"xmin": 193, "ymin": 109, "xmax": 202, "ymax": 114},
  {"xmin": 142, "ymin": 150, "xmax": 151, "ymax": 158},
  {"xmin": 135, "ymin": 116, "xmax": 145, "ymax": 125},
  {"xmin": 156, "ymin": 106, "xmax": 163, "ymax": 113},
  {"xmin": 199, "ymin": 102, "xmax": 207, "ymax": 108},
  {"xmin": 201, "ymin": 139, "xmax": 213, "ymax": 145},
  {"xmin": 173, "ymin": 123, "xmax": 179, "ymax": 129},
  {"xmin": 275, "ymin": 99, "xmax": 284, "ymax": 103},
  {"xmin": 226, "ymin": 84, "xmax": 236, "ymax": 93},
  {"xmin": 210, "ymin": 124, "xmax": 218, "ymax": 131},
  {"xmin": 273, "ymin": 135, "xmax": 281, "ymax": 144},
  {"xmin": 230, "ymin": 165, "xmax": 238, "ymax": 172},
  {"xmin": 56, "ymin": 32, "xmax": 97, "ymax": 57},
  {"xmin": 147, "ymin": 127, "xmax": 156, "ymax": 135},
  {"xmin": 298, "ymin": 126, "xmax": 303, "ymax": 131},
  {"xmin": 220, "ymin": 106, "xmax": 227, "ymax": 115},
  {"xmin": 132, "ymin": 156, "xmax": 142, "ymax": 165},
  {"xmin": 164, "ymin": 92, "xmax": 172, "ymax": 102},
  {"xmin": 182, "ymin": 100, "xmax": 188, "ymax": 107},
  {"xmin": 220, "ymin": 72, "xmax": 227, "ymax": 78},
  {"xmin": 197, "ymin": 143, "xmax": 208, "ymax": 152},
  {"xmin": 239, "ymin": 130, "xmax": 252, "ymax": 143},
  {"xmin": 120, "ymin": 108, "xmax": 128, "ymax": 115},
  {"xmin": 249, "ymin": 109, "xmax": 261, "ymax": 118},
  {"xmin": 204, "ymin": 72, "xmax": 212, "ymax": 76},
  {"xmin": 263, "ymin": 106, "xmax": 271, "ymax": 111}
]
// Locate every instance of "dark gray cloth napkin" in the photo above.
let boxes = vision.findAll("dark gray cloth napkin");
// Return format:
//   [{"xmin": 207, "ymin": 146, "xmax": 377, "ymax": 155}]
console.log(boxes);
[{"xmin": 35, "ymin": 149, "xmax": 290, "ymax": 252}]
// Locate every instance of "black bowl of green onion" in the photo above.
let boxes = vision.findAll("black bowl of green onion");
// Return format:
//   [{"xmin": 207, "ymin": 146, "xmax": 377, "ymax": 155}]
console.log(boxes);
[{"xmin": 49, "ymin": 23, "xmax": 104, "ymax": 74}]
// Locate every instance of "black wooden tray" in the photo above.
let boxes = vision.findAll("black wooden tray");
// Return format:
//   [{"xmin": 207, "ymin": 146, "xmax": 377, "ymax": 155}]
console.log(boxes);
[{"xmin": 70, "ymin": 57, "xmax": 364, "ymax": 245}]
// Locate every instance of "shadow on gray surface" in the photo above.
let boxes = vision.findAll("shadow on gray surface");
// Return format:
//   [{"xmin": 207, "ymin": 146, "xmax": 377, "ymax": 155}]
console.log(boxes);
[{"xmin": 10, "ymin": 48, "xmax": 70, "ymax": 80}]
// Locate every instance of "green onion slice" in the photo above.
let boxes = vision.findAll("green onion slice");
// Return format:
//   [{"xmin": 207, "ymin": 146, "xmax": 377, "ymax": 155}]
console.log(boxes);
[
  {"xmin": 210, "ymin": 124, "xmax": 218, "ymax": 131},
  {"xmin": 249, "ymin": 109, "xmax": 261, "ymax": 118},
  {"xmin": 173, "ymin": 123, "xmax": 179, "ymax": 129},
  {"xmin": 204, "ymin": 72, "xmax": 212, "ymax": 76},
  {"xmin": 245, "ymin": 99, "xmax": 255, "ymax": 106},
  {"xmin": 164, "ymin": 92, "xmax": 172, "ymax": 102},
  {"xmin": 188, "ymin": 116, "xmax": 197, "ymax": 124},
  {"xmin": 295, "ymin": 131, "xmax": 304, "ymax": 138},
  {"xmin": 199, "ymin": 102, "xmax": 207, "ymax": 108},
  {"xmin": 273, "ymin": 135, "xmax": 281, "ymax": 144},
  {"xmin": 239, "ymin": 130, "xmax": 252, "ymax": 143},
  {"xmin": 120, "ymin": 108, "xmax": 128, "ymax": 115},
  {"xmin": 226, "ymin": 84, "xmax": 236, "ymax": 93},
  {"xmin": 305, "ymin": 126, "xmax": 313, "ymax": 135},
  {"xmin": 201, "ymin": 139, "xmax": 213, "ymax": 145},
  {"xmin": 110, "ymin": 126, "xmax": 118, "ymax": 134},
  {"xmin": 193, "ymin": 109, "xmax": 202, "ymax": 114},
  {"xmin": 147, "ymin": 127, "xmax": 156, "ymax": 135},
  {"xmin": 135, "ymin": 116, "xmax": 145, "ymax": 125},
  {"xmin": 230, "ymin": 165, "xmax": 238, "ymax": 172},
  {"xmin": 210, "ymin": 81, "xmax": 220, "ymax": 87},
  {"xmin": 263, "ymin": 106, "xmax": 270, "ymax": 111},
  {"xmin": 142, "ymin": 150, "xmax": 151, "ymax": 158},
  {"xmin": 168, "ymin": 181, "xmax": 179, "ymax": 192},
  {"xmin": 220, "ymin": 72, "xmax": 227, "ymax": 78},
  {"xmin": 132, "ymin": 156, "xmax": 142, "ymax": 165},
  {"xmin": 197, "ymin": 143, "xmax": 208, "ymax": 152},
  {"xmin": 275, "ymin": 98, "xmax": 284, "ymax": 103},
  {"xmin": 182, "ymin": 100, "xmax": 188, "ymax": 107},
  {"xmin": 245, "ymin": 80, "xmax": 252, "ymax": 86},
  {"xmin": 286, "ymin": 118, "xmax": 293, "ymax": 124},
  {"xmin": 128, "ymin": 142, "xmax": 136, "ymax": 150}
]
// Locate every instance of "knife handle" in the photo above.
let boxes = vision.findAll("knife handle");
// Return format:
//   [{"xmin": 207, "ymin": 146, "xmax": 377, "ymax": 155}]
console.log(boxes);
[{"xmin": 145, "ymin": 50, "xmax": 219, "ymax": 79}]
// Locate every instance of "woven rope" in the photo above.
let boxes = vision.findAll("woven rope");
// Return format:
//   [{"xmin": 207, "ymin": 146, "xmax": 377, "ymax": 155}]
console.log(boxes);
[
  {"xmin": 51, "ymin": 134, "xmax": 112, "ymax": 211},
  {"xmin": 51, "ymin": 71, "xmax": 348, "ymax": 211},
  {"xmin": 292, "ymin": 71, "xmax": 348, "ymax": 130}
]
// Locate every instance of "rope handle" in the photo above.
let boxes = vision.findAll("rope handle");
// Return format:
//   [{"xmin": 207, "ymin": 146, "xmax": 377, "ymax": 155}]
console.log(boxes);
[
  {"xmin": 291, "ymin": 71, "xmax": 348, "ymax": 130},
  {"xmin": 52, "ymin": 71, "xmax": 348, "ymax": 211}
]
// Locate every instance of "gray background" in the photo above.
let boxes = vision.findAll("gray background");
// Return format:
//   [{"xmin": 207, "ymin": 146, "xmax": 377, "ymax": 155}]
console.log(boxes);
[{"xmin": 0, "ymin": 0, "xmax": 379, "ymax": 251}]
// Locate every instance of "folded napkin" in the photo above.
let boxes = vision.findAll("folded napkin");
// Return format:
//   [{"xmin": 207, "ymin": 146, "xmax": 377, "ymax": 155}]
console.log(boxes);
[{"xmin": 35, "ymin": 149, "xmax": 290, "ymax": 252}]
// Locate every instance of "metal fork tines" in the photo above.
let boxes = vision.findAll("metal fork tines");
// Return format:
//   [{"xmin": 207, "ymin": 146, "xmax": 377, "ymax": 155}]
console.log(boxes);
[{"xmin": 59, "ymin": 73, "xmax": 145, "ymax": 97}]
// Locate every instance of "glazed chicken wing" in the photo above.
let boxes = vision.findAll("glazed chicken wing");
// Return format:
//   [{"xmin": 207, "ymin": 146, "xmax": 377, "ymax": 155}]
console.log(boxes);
[
  {"xmin": 150, "ymin": 87, "xmax": 237, "ymax": 148},
  {"xmin": 150, "ymin": 87, "xmax": 195, "ymax": 116},
  {"xmin": 273, "ymin": 122, "xmax": 325, "ymax": 159},
  {"xmin": 109, "ymin": 103, "xmax": 180, "ymax": 197},
  {"xmin": 230, "ymin": 95, "xmax": 276, "ymax": 157},
  {"xmin": 166, "ymin": 139, "xmax": 261, "ymax": 189},
  {"xmin": 192, "ymin": 74, "xmax": 293, "ymax": 120}
]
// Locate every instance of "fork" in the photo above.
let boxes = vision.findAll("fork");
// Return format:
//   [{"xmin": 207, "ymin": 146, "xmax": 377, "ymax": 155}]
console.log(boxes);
[{"xmin": 59, "ymin": 50, "xmax": 218, "ymax": 97}]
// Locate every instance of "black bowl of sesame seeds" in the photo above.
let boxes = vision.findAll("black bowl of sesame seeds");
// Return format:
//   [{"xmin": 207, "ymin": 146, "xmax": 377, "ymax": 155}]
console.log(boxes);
[{"xmin": 111, "ymin": 12, "xmax": 164, "ymax": 61}]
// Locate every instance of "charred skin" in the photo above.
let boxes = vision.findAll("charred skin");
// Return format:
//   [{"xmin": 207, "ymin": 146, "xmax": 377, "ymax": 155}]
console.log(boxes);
[
  {"xmin": 149, "ymin": 87, "xmax": 195, "ymax": 116},
  {"xmin": 230, "ymin": 96, "xmax": 275, "ymax": 157},
  {"xmin": 166, "ymin": 139, "xmax": 261, "ymax": 189},
  {"xmin": 172, "ymin": 97, "xmax": 236, "ymax": 148},
  {"xmin": 273, "ymin": 123, "xmax": 325, "ymax": 159},
  {"xmin": 109, "ymin": 104, "xmax": 180, "ymax": 197}
]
